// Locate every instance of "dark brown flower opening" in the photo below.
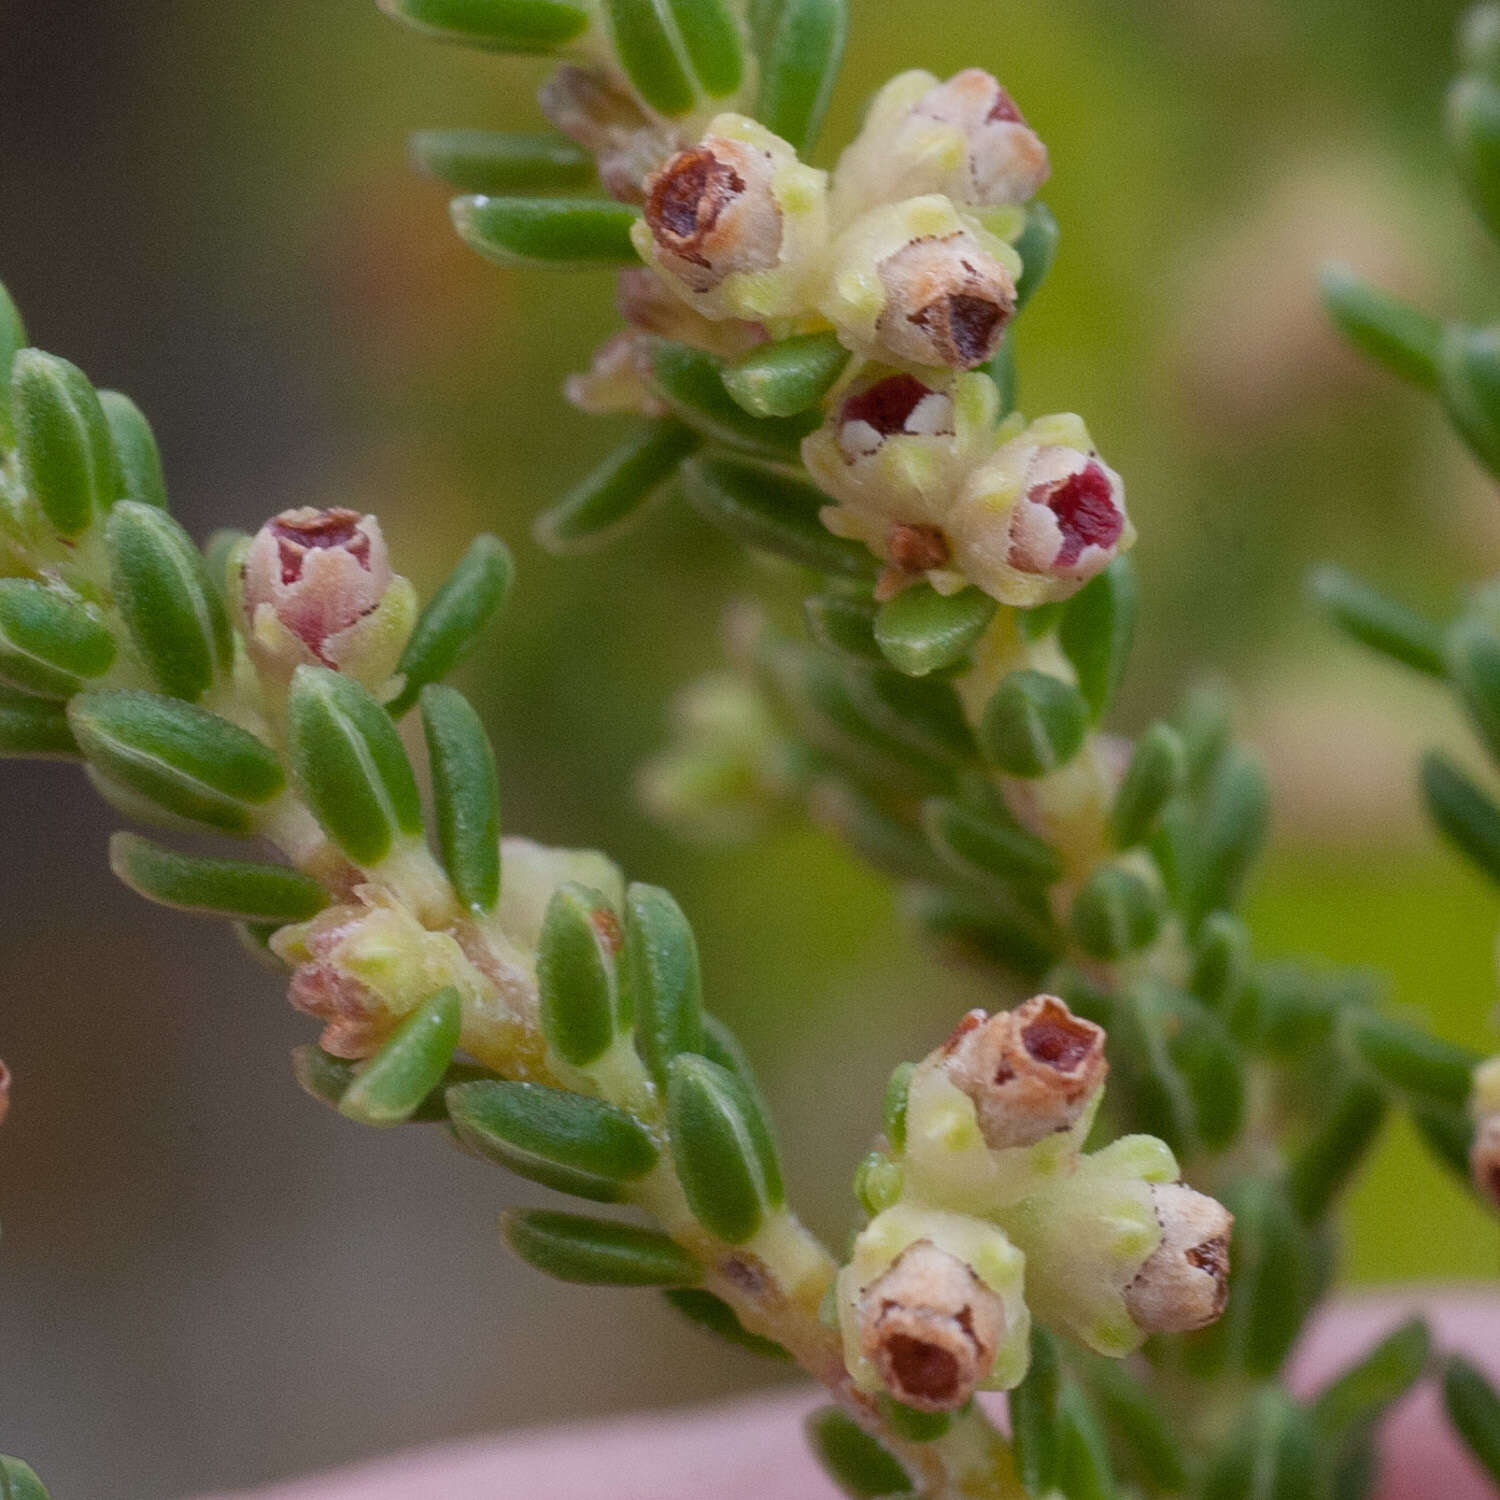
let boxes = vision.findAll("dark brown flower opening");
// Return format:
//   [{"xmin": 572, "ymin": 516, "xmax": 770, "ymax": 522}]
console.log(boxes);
[
  {"xmin": 843, "ymin": 374, "xmax": 937, "ymax": 438},
  {"xmin": 647, "ymin": 148, "xmax": 745, "ymax": 267},
  {"xmin": 911, "ymin": 291, "xmax": 1007, "ymax": 368},
  {"xmin": 1020, "ymin": 999, "xmax": 1100, "ymax": 1074}
]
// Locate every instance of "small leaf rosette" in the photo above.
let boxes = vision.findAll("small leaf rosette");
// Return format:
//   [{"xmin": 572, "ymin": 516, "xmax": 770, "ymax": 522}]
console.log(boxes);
[
  {"xmin": 830, "ymin": 68, "xmax": 1050, "ymax": 221},
  {"xmin": 633, "ymin": 115, "xmax": 830, "ymax": 323}
]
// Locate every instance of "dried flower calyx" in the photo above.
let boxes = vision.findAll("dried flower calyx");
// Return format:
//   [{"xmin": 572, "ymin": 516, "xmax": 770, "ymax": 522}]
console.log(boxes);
[{"xmin": 1122, "ymin": 1182, "xmax": 1234, "ymax": 1333}]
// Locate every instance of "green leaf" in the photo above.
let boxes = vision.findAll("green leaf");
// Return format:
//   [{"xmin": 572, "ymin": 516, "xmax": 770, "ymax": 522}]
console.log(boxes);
[
  {"xmin": 108, "ymin": 832, "xmax": 326, "ymax": 923},
  {"xmin": 11, "ymin": 348, "xmax": 120, "ymax": 535},
  {"xmin": 1184, "ymin": 747, "xmax": 1270, "ymax": 927},
  {"xmin": 809, "ymin": 777, "xmax": 949, "ymax": 883},
  {"xmin": 535, "ymin": 420, "xmax": 699, "ymax": 555},
  {"xmin": 1286, "ymin": 1076, "xmax": 1387, "ymax": 1224},
  {"xmin": 646, "ymin": 341, "xmax": 819, "ymax": 462},
  {"xmin": 1059, "ymin": 556, "xmax": 1136, "ymax": 719},
  {"xmin": 1216, "ymin": 1179, "xmax": 1314, "ymax": 1381},
  {"xmin": 293, "ymin": 1045, "xmax": 488, "ymax": 1120},
  {"xmin": 1012, "ymin": 201, "xmax": 1059, "ymax": 312},
  {"xmin": 376, "ymin": 0, "xmax": 590, "ymax": 52},
  {"xmin": 451, "ymin": 195, "xmax": 642, "ymax": 270},
  {"xmin": 388, "ymin": 533, "xmax": 513, "ymax": 718},
  {"xmin": 1056, "ymin": 1383, "xmax": 1116, "ymax": 1500},
  {"xmin": 0, "ymin": 690, "xmax": 77, "ymax": 759},
  {"xmin": 903, "ymin": 881, "xmax": 1061, "ymax": 978},
  {"xmin": 0, "ymin": 1458, "xmax": 50, "ymax": 1500},
  {"xmin": 0, "ymin": 579, "xmax": 115, "ymax": 697},
  {"xmin": 1008, "ymin": 1326, "xmax": 1062, "ymax": 1498},
  {"xmin": 668, "ymin": 1052, "xmax": 783, "ymax": 1243},
  {"xmin": 1190, "ymin": 910, "xmax": 1251, "ymax": 1011},
  {"xmin": 805, "ymin": 591, "xmax": 883, "ymax": 662},
  {"xmin": 1069, "ymin": 865, "xmax": 1161, "ymax": 959},
  {"xmin": 986, "ymin": 332, "xmax": 1017, "ymax": 418},
  {"xmin": 666, "ymin": 0, "xmax": 744, "ymax": 98},
  {"xmin": 503, "ymin": 1208, "xmax": 701, "ymax": 1285},
  {"xmin": 1318, "ymin": 264, "xmax": 1442, "ymax": 391},
  {"xmin": 448, "ymin": 1079, "xmax": 657, "ymax": 1199},
  {"xmin": 338, "ymin": 987, "xmax": 463, "ymax": 1126},
  {"xmin": 408, "ymin": 129, "xmax": 594, "ymax": 193},
  {"xmin": 843, "ymin": 665, "xmax": 976, "ymax": 764},
  {"xmin": 203, "ymin": 528, "xmax": 249, "ymax": 602},
  {"xmin": 1085, "ymin": 1357, "xmax": 1188, "ymax": 1493},
  {"xmin": 538, "ymin": 882, "xmax": 622, "ymax": 1068},
  {"xmin": 99, "ymin": 390, "xmax": 167, "ymax": 508},
  {"xmin": 921, "ymin": 796, "xmax": 1062, "ymax": 887},
  {"xmin": 287, "ymin": 666, "xmax": 423, "ymax": 865},
  {"xmin": 1307, "ymin": 565, "xmax": 1446, "ymax": 677},
  {"xmin": 624, "ymin": 882, "xmax": 704, "ymax": 1087},
  {"xmin": 1448, "ymin": 73, "xmax": 1500, "ymax": 245},
  {"xmin": 805, "ymin": 1407, "xmax": 909, "ymax": 1499},
  {"xmin": 603, "ymin": 0, "xmax": 698, "ymax": 115},
  {"xmin": 1411, "ymin": 1101, "xmax": 1476, "ymax": 1180},
  {"xmin": 1175, "ymin": 679, "xmax": 1231, "ymax": 792},
  {"xmin": 1200, "ymin": 1390, "xmax": 1318, "ymax": 1500},
  {"xmin": 1110, "ymin": 723, "xmax": 1183, "ymax": 849},
  {"xmin": 1439, "ymin": 321, "xmax": 1500, "ymax": 479},
  {"xmin": 683, "ymin": 453, "xmax": 877, "ymax": 580},
  {"xmin": 1346, "ymin": 1011, "xmax": 1479, "ymax": 1109},
  {"xmin": 68, "ymin": 690, "xmax": 283, "ymax": 832},
  {"xmin": 874, "ymin": 585, "xmax": 996, "ymax": 678},
  {"xmin": 1448, "ymin": 620, "xmax": 1500, "ymax": 762},
  {"xmin": 1422, "ymin": 749, "xmax": 1500, "ymax": 885},
  {"xmin": 978, "ymin": 669, "xmax": 1088, "ymax": 777},
  {"xmin": 421, "ymin": 684, "xmax": 501, "ymax": 913},
  {"xmin": 1444, "ymin": 1356, "xmax": 1500, "ymax": 1484},
  {"xmin": 756, "ymin": 0, "xmax": 847, "ymax": 155},
  {"xmin": 1462, "ymin": 5, "xmax": 1500, "ymax": 83},
  {"xmin": 106, "ymin": 501, "xmax": 231, "ymax": 702},
  {"xmin": 0, "ymin": 279, "xmax": 28, "ymax": 449},
  {"xmin": 722, "ymin": 332, "xmax": 850, "ymax": 419},
  {"xmin": 663, "ymin": 1287, "xmax": 790, "ymax": 1359},
  {"xmin": 1313, "ymin": 1317, "xmax": 1430, "ymax": 1439}
]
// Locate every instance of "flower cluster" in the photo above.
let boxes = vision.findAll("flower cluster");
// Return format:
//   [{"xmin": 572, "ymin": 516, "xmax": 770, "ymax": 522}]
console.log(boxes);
[
  {"xmin": 557, "ymin": 64, "xmax": 1134, "ymax": 606},
  {"xmin": 839, "ymin": 996, "xmax": 1232, "ymax": 1412}
]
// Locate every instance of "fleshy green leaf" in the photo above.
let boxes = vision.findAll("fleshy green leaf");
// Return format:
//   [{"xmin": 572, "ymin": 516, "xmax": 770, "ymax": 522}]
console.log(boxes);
[
  {"xmin": 1189, "ymin": 909, "xmax": 1251, "ymax": 1011},
  {"xmin": 874, "ymin": 585, "xmax": 996, "ymax": 678},
  {"xmin": 503, "ymin": 1208, "xmax": 701, "ymax": 1285},
  {"xmin": 0, "ymin": 279, "xmax": 28, "ymax": 449},
  {"xmin": 1439, "ymin": 321, "xmax": 1500, "ymax": 479},
  {"xmin": 805, "ymin": 591, "xmax": 882, "ymax": 662},
  {"xmin": 921, "ymin": 795, "xmax": 1061, "ymax": 887},
  {"xmin": 0, "ymin": 1458, "xmax": 50, "ymax": 1500},
  {"xmin": 722, "ymin": 332, "xmax": 850, "ymax": 419},
  {"xmin": 624, "ymin": 882, "xmax": 704, "ymax": 1086},
  {"xmin": 287, "ymin": 665, "xmax": 423, "ymax": 865},
  {"xmin": 106, "ymin": 501, "xmax": 231, "ymax": 702},
  {"xmin": 603, "ymin": 0, "xmax": 698, "ymax": 116},
  {"xmin": 537, "ymin": 882, "xmax": 622, "ymax": 1068},
  {"xmin": 1319, "ymin": 264, "xmax": 1442, "ymax": 390},
  {"xmin": 666, "ymin": 0, "xmax": 744, "ymax": 98},
  {"xmin": 535, "ymin": 421, "xmax": 699, "ymax": 555},
  {"xmin": 1012, "ymin": 201, "xmax": 1059, "ymax": 311},
  {"xmin": 1448, "ymin": 73, "xmax": 1500, "ymax": 246},
  {"xmin": 338, "ymin": 987, "xmax": 463, "ymax": 1126},
  {"xmin": 448, "ymin": 1078, "xmax": 657, "ymax": 1199},
  {"xmin": 805, "ymin": 1407, "xmax": 909, "ymax": 1499},
  {"xmin": 1009, "ymin": 1326, "xmax": 1062, "ymax": 1497},
  {"xmin": 451, "ymin": 195, "xmax": 643, "ymax": 269},
  {"xmin": 421, "ymin": 684, "xmax": 501, "ymax": 913},
  {"xmin": 1069, "ymin": 865, "xmax": 1162, "ymax": 959},
  {"xmin": 1313, "ymin": 1317, "xmax": 1430, "ymax": 1438},
  {"xmin": 1110, "ymin": 723, "xmax": 1183, "ymax": 849},
  {"xmin": 1058, "ymin": 556, "xmax": 1136, "ymax": 719},
  {"xmin": 663, "ymin": 1288, "xmax": 790, "ymax": 1359},
  {"xmin": 1307, "ymin": 565, "xmax": 1446, "ymax": 677},
  {"xmin": 0, "ymin": 579, "xmax": 115, "ymax": 697},
  {"xmin": 0, "ymin": 689, "xmax": 77, "ymax": 759},
  {"xmin": 68, "ymin": 690, "xmax": 283, "ymax": 832},
  {"xmin": 409, "ymin": 129, "xmax": 594, "ymax": 193},
  {"xmin": 99, "ymin": 390, "xmax": 167, "ymax": 508},
  {"xmin": 376, "ymin": 0, "xmax": 591, "ymax": 52},
  {"xmin": 979, "ymin": 669, "xmax": 1088, "ymax": 777},
  {"xmin": 1448, "ymin": 620, "xmax": 1500, "ymax": 762},
  {"xmin": 755, "ymin": 0, "xmax": 846, "ymax": 155},
  {"xmin": 109, "ymin": 832, "xmax": 326, "ymax": 923},
  {"xmin": 11, "ymin": 348, "xmax": 120, "ymax": 535},
  {"xmin": 388, "ymin": 533, "xmax": 513, "ymax": 718},
  {"xmin": 1346, "ymin": 1011, "xmax": 1479, "ymax": 1109},
  {"xmin": 1422, "ymin": 749, "xmax": 1500, "ymax": 885},
  {"xmin": 1444, "ymin": 1356, "xmax": 1500, "ymax": 1484}
]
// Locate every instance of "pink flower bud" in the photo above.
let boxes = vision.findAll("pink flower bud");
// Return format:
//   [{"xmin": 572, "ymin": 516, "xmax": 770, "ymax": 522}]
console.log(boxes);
[
  {"xmin": 876, "ymin": 234, "xmax": 1016, "ymax": 369},
  {"xmin": 911, "ymin": 70, "xmax": 1051, "ymax": 207},
  {"xmin": 1472, "ymin": 1113, "xmax": 1500, "ymax": 1211},
  {"xmin": 940, "ymin": 995, "xmax": 1108, "ymax": 1151},
  {"xmin": 1005, "ymin": 449, "xmax": 1127, "ymax": 581},
  {"xmin": 242, "ymin": 507, "xmax": 394, "ymax": 667},
  {"xmin": 1123, "ymin": 1182, "xmax": 1233, "ymax": 1333},
  {"xmin": 286, "ymin": 906, "xmax": 390, "ymax": 1060},
  {"xmin": 856, "ymin": 1239, "xmax": 1005, "ymax": 1411},
  {"xmin": 644, "ymin": 138, "xmax": 785, "ymax": 294}
]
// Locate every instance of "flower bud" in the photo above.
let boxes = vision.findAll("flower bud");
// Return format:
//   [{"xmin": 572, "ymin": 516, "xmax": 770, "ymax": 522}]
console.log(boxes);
[
  {"xmin": 564, "ymin": 333, "xmax": 665, "ymax": 417},
  {"xmin": 831, "ymin": 69, "xmax": 1049, "ymax": 223},
  {"xmin": 947, "ymin": 413, "xmax": 1134, "ymax": 606},
  {"xmin": 806, "ymin": 370, "xmax": 1000, "ymax": 593},
  {"xmin": 1122, "ymin": 1182, "xmax": 1233, "ymax": 1334},
  {"xmin": 644, "ymin": 140, "xmax": 784, "ymax": 294},
  {"xmin": 819, "ymin": 197, "xmax": 1020, "ymax": 372},
  {"xmin": 941, "ymin": 995, "xmax": 1108, "ymax": 1151},
  {"xmin": 240, "ymin": 507, "xmax": 417, "ymax": 692},
  {"xmin": 538, "ymin": 66, "xmax": 681, "ymax": 204},
  {"xmin": 857, "ymin": 1239, "xmax": 1006, "ymax": 1411},
  {"xmin": 633, "ymin": 116, "xmax": 830, "ymax": 323}
]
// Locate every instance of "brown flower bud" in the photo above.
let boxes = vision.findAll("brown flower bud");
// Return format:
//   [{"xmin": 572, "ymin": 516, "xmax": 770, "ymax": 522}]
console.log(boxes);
[
  {"xmin": 1006, "ymin": 450, "xmax": 1127, "ymax": 581},
  {"xmin": 912, "ymin": 70, "xmax": 1050, "ymax": 207},
  {"xmin": 1472, "ymin": 1113, "xmax": 1500, "ymax": 1211},
  {"xmin": 242, "ymin": 508, "xmax": 394, "ymax": 667},
  {"xmin": 644, "ymin": 138, "xmax": 785, "ymax": 294},
  {"xmin": 942, "ymin": 995, "xmax": 1108, "ymax": 1151},
  {"xmin": 876, "ymin": 234, "xmax": 1015, "ymax": 369},
  {"xmin": 857, "ymin": 1239, "xmax": 1004, "ymax": 1411},
  {"xmin": 1123, "ymin": 1182, "xmax": 1233, "ymax": 1333}
]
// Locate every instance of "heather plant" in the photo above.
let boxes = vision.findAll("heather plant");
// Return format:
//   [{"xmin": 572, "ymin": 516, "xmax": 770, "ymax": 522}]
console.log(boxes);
[{"xmin": 1, "ymin": 1, "xmax": 1499, "ymax": 1497}]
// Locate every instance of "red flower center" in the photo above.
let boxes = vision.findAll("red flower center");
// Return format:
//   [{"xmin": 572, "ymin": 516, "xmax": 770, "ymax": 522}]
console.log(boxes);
[
  {"xmin": 272, "ymin": 509, "xmax": 370, "ymax": 584},
  {"xmin": 1043, "ymin": 462, "xmax": 1122, "ymax": 567},
  {"xmin": 842, "ymin": 374, "xmax": 936, "ymax": 437}
]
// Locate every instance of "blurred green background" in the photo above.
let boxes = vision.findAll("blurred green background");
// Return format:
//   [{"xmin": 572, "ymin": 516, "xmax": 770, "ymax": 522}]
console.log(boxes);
[{"xmin": 2, "ymin": 0, "xmax": 1499, "ymax": 1494}]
